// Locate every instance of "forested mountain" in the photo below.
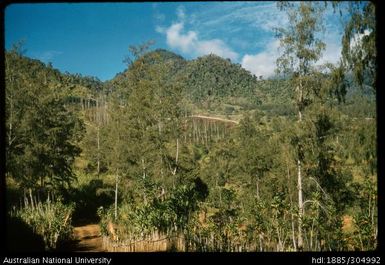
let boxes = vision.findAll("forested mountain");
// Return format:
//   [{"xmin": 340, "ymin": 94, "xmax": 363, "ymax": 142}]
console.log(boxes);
[
  {"xmin": 178, "ymin": 54, "xmax": 259, "ymax": 101},
  {"xmin": 142, "ymin": 48, "xmax": 186, "ymax": 65},
  {"xmin": 5, "ymin": 2, "xmax": 376, "ymax": 253},
  {"xmin": 106, "ymin": 49, "xmax": 263, "ymax": 114},
  {"xmin": 106, "ymin": 48, "xmax": 375, "ymax": 120}
]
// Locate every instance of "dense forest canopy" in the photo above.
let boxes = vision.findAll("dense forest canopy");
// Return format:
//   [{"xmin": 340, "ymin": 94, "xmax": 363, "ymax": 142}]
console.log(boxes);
[{"xmin": 5, "ymin": 1, "xmax": 377, "ymax": 252}]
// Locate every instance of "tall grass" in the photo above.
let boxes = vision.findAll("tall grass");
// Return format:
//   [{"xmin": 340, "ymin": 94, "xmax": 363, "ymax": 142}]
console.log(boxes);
[{"xmin": 10, "ymin": 197, "xmax": 75, "ymax": 250}]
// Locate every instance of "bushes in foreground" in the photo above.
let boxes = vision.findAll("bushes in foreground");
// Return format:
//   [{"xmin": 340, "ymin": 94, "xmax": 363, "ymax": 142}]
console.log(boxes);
[{"xmin": 10, "ymin": 198, "xmax": 75, "ymax": 250}]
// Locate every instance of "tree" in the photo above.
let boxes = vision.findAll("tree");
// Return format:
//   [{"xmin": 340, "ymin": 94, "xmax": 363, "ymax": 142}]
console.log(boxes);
[
  {"xmin": 276, "ymin": 2, "xmax": 326, "ymax": 250},
  {"xmin": 340, "ymin": 2, "xmax": 376, "ymax": 91},
  {"xmin": 5, "ymin": 47, "xmax": 85, "ymax": 197},
  {"xmin": 237, "ymin": 113, "xmax": 274, "ymax": 200},
  {"xmin": 104, "ymin": 42, "xmax": 185, "ymax": 219}
]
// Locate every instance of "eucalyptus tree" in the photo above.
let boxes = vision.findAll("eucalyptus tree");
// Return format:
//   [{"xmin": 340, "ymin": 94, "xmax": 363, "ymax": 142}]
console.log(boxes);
[
  {"xmin": 331, "ymin": 1, "xmax": 377, "ymax": 250},
  {"xmin": 275, "ymin": 2, "xmax": 327, "ymax": 250},
  {"xmin": 340, "ymin": 1, "xmax": 376, "ymax": 91}
]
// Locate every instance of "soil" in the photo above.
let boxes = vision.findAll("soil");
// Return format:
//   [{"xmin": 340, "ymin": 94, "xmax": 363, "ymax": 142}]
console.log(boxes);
[
  {"xmin": 58, "ymin": 224, "xmax": 104, "ymax": 252},
  {"xmin": 190, "ymin": 115, "xmax": 239, "ymax": 124}
]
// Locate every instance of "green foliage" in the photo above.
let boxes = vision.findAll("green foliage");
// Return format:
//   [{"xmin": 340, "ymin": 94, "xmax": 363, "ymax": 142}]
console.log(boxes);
[
  {"xmin": 5, "ymin": 50, "xmax": 85, "ymax": 191},
  {"xmin": 237, "ymin": 113, "xmax": 275, "ymax": 184},
  {"xmin": 276, "ymin": 2, "xmax": 326, "ymax": 77},
  {"xmin": 10, "ymin": 199, "xmax": 75, "ymax": 250},
  {"xmin": 178, "ymin": 54, "xmax": 259, "ymax": 103},
  {"xmin": 273, "ymin": 2, "xmax": 373, "ymax": 252},
  {"xmin": 98, "ymin": 177, "xmax": 208, "ymax": 240},
  {"xmin": 351, "ymin": 177, "xmax": 377, "ymax": 250},
  {"xmin": 5, "ymin": 8, "xmax": 377, "ymax": 251},
  {"xmin": 68, "ymin": 175, "xmax": 115, "ymax": 223},
  {"xmin": 340, "ymin": 2, "xmax": 376, "ymax": 90}
]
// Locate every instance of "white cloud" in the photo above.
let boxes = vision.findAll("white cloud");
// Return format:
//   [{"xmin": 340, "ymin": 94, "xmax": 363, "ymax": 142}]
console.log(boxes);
[
  {"xmin": 166, "ymin": 22, "xmax": 197, "ymax": 53},
  {"xmin": 350, "ymin": 29, "xmax": 371, "ymax": 50},
  {"xmin": 196, "ymin": 39, "xmax": 239, "ymax": 61},
  {"xmin": 155, "ymin": 25, "xmax": 166, "ymax": 34},
  {"xmin": 196, "ymin": 2, "xmax": 287, "ymax": 37},
  {"xmin": 318, "ymin": 40, "xmax": 342, "ymax": 66},
  {"xmin": 241, "ymin": 39, "xmax": 279, "ymax": 78},
  {"xmin": 162, "ymin": 16, "xmax": 239, "ymax": 61},
  {"xmin": 157, "ymin": 2, "xmax": 345, "ymax": 77},
  {"xmin": 241, "ymin": 36, "xmax": 344, "ymax": 78}
]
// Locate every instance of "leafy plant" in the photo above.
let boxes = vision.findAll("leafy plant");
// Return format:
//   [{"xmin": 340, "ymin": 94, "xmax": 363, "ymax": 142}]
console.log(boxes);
[{"xmin": 11, "ymin": 198, "xmax": 75, "ymax": 250}]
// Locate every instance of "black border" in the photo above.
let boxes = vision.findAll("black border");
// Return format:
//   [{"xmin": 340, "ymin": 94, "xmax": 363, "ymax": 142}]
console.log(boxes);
[{"xmin": 1, "ymin": 1, "xmax": 384, "ymax": 264}]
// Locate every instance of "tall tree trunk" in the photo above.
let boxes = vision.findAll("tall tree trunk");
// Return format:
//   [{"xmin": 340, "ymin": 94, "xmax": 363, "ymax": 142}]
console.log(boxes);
[
  {"xmin": 114, "ymin": 172, "xmax": 119, "ymax": 220},
  {"xmin": 297, "ymin": 158, "xmax": 304, "ymax": 250},
  {"xmin": 286, "ymin": 163, "xmax": 297, "ymax": 251},
  {"xmin": 8, "ymin": 93, "xmax": 13, "ymax": 147},
  {"xmin": 94, "ymin": 97, "xmax": 101, "ymax": 177},
  {"xmin": 256, "ymin": 178, "xmax": 260, "ymax": 200},
  {"xmin": 29, "ymin": 188, "xmax": 34, "ymax": 210},
  {"xmin": 204, "ymin": 121, "xmax": 208, "ymax": 145},
  {"xmin": 97, "ymin": 127, "xmax": 100, "ymax": 177},
  {"xmin": 173, "ymin": 138, "xmax": 179, "ymax": 175},
  {"xmin": 297, "ymin": 81, "xmax": 304, "ymax": 251}
]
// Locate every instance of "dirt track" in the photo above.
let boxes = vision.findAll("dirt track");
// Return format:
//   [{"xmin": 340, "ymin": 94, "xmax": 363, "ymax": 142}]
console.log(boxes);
[
  {"xmin": 61, "ymin": 224, "xmax": 104, "ymax": 252},
  {"xmin": 190, "ymin": 115, "xmax": 239, "ymax": 124}
]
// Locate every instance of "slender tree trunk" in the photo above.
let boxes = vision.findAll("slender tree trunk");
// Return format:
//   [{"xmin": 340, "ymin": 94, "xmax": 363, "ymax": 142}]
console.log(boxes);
[
  {"xmin": 114, "ymin": 172, "xmax": 119, "ymax": 220},
  {"xmin": 104, "ymin": 100, "xmax": 108, "ymax": 124},
  {"xmin": 204, "ymin": 121, "xmax": 208, "ymax": 145},
  {"xmin": 286, "ymin": 162, "xmax": 297, "ymax": 251},
  {"xmin": 310, "ymin": 218, "xmax": 315, "ymax": 250},
  {"xmin": 142, "ymin": 158, "xmax": 146, "ymax": 179},
  {"xmin": 276, "ymin": 225, "xmax": 282, "ymax": 251},
  {"xmin": 96, "ymin": 97, "xmax": 100, "ymax": 177},
  {"xmin": 23, "ymin": 189, "xmax": 28, "ymax": 208},
  {"xmin": 297, "ymin": 142, "xmax": 304, "ymax": 251},
  {"xmin": 297, "ymin": 81, "xmax": 304, "ymax": 251},
  {"xmin": 97, "ymin": 127, "xmax": 100, "ymax": 177},
  {"xmin": 29, "ymin": 188, "xmax": 34, "ymax": 210},
  {"xmin": 8, "ymin": 95, "xmax": 13, "ymax": 147},
  {"xmin": 216, "ymin": 123, "xmax": 219, "ymax": 140},
  {"xmin": 174, "ymin": 138, "xmax": 179, "ymax": 174},
  {"xmin": 256, "ymin": 178, "xmax": 260, "ymax": 200}
]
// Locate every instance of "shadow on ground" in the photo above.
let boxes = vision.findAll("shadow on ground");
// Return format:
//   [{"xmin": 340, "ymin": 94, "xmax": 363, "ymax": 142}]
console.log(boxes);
[{"xmin": 6, "ymin": 216, "xmax": 46, "ymax": 252}]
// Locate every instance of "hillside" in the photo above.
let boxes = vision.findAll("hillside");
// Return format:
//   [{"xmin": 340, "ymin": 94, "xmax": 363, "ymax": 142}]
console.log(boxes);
[
  {"xmin": 105, "ymin": 49, "xmax": 296, "ymax": 119},
  {"xmin": 178, "ymin": 54, "xmax": 258, "ymax": 100},
  {"xmin": 5, "ymin": 44, "xmax": 377, "ymax": 252}
]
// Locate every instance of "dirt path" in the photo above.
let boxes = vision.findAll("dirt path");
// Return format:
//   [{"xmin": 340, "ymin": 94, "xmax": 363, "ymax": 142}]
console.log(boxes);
[
  {"xmin": 61, "ymin": 224, "xmax": 105, "ymax": 252},
  {"xmin": 189, "ymin": 115, "xmax": 239, "ymax": 124}
]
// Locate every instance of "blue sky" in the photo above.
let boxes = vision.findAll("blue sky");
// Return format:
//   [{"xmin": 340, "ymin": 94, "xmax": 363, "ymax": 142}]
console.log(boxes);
[{"xmin": 5, "ymin": 2, "xmax": 347, "ymax": 81}]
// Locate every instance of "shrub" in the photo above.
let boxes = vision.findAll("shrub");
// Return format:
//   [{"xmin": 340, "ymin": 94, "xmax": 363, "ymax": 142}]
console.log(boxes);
[{"xmin": 11, "ymin": 198, "xmax": 75, "ymax": 250}]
